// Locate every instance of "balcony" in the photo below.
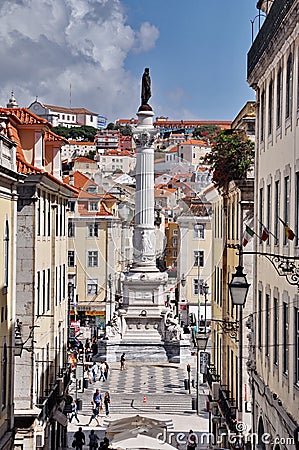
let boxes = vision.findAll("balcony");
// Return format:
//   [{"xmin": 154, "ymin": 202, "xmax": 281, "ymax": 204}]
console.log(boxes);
[{"xmin": 247, "ymin": 0, "xmax": 295, "ymax": 77}]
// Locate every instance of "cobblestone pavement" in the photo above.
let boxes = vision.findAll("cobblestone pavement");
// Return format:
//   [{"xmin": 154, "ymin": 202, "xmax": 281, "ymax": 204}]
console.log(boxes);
[{"xmin": 66, "ymin": 360, "xmax": 210, "ymax": 449}]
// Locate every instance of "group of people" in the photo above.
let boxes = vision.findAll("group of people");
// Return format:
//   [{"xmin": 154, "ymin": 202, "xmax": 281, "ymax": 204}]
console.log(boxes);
[
  {"xmin": 72, "ymin": 427, "xmax": 110, "ymax": 450},
  {"xmin": 89, "ymin": 361, "xmax": 109, "ymax": 383},
  {"xmin": 88, "ymin": 388, "xmax": 111, "ymax": 426}
]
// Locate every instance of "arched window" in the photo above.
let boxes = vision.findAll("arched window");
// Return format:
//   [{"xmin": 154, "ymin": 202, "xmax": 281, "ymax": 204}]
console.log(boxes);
[
  {"xmin": 286, "ymin": 52, "xmax": 293, "ymax": 119},
  {"xmin": 1, "ymin": 343, "xmax": 7, "ymax": 409},
  {"xmin": 4, "ymin": 220, "xmax": 9, "ymax": 288}
]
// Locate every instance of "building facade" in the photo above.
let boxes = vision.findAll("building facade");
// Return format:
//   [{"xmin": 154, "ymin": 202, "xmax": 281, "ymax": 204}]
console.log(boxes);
[
  {"xmin": 247, "ymin": 0, "xmax": 299, "ymax": 447},
  {"xmin": 0, "ymin": 126, "xmax": 23, "ymax": 449},
  {"xmin": 0, "ymin": 106, "xmax": 74, "ymax": 449}
]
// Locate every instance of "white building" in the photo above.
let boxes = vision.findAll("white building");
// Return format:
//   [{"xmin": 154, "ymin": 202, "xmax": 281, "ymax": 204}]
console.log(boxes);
[
  {"xmin": 28, "ymin": 100, "xmax": 98, "ymax": 128},
  {"xmin": 247, "ymin": 0, "xmax": 299, "ymax": 446}
]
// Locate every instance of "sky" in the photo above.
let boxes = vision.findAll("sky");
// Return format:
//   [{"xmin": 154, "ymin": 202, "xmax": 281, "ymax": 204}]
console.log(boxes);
[{"xmin": 0, "ymin": 0, "xmax": 261, "ymax": 123}]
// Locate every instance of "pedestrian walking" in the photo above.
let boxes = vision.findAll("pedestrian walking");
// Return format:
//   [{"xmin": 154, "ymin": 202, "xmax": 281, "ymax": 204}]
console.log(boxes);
[
  {"xmin": 98, "ymin": 362, "xmax": 106, "ymax": 382},
  {"xmin": 104, "ymin": 361, "xmax": 109, "ymax": 380},
  {"xmin": 186, "ymin": 429, "xmax": 197, "ymax": 450},
  {"xmin": 88, "ymin": 429, "xmax": 100, "ymax": 449},
  {"xmin": 120, "ymin": 352, "xmax": 126, "ymax": 370},
  {"xmin": 99, "ymin": 437, "xmax": 110, "ymax": 449},
  {"xmin": 72, "ymin": 427, "xmax": 85, "ymax": 450},
  {"xmin": 92, "ymin": 388, "xmax": 102, "ymax": 408},
  {"xmin": 91, "ymin": 362, "xmax": 99, "ymax": 382},
  {"xmin": 88, "ymin": 402, "xmax": 101, "ymax": 427},
  {"xmin": 103, "ymin": 391, "xmax": 111, "ymax": 416},
  {"xmin": 68, "ymin": 400, "xmax": 79, "ymax": 423}
]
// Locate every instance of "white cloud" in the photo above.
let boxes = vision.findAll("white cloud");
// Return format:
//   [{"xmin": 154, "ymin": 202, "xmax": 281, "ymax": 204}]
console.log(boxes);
[{"xmin": 0, "ymin": 0, "xmax": 159, "ymax": 120}]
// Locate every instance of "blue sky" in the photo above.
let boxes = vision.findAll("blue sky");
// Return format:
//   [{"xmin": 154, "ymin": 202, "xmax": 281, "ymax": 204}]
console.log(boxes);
[
  {"xmin": 122, "ymin": 0, "xmax": 259, "ymax": 121},
  {"xmin": 0, "ymin": 0, "xmax": 261, "ymax": 122}
]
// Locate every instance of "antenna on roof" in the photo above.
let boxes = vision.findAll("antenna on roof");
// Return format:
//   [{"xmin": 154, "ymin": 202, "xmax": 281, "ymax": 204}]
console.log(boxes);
[{"xmin": 69, "ymin": 83, "xmax": 72, "ymax": 108}]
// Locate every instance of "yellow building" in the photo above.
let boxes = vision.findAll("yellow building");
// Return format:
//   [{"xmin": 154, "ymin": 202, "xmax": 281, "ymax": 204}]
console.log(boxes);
[
  {"xmin": 248, "ymin": 0, "xmax": 299, "ymax": 445},
  {"xmin": 0, "ymin": 106, "xmax": 74, "ymax": 449},
  {"xmin": 0, "ymin": 129, "xmax": 23, "ymax": 449},
  {"xmin": 64, "ymin": 170, "xmax": 121, "ymax": 329}
]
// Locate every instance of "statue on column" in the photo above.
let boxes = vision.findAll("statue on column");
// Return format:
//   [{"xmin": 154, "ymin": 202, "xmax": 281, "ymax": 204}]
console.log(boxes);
[{"xmin": 140, "ymin": 68, "xmax": 152, "ymax": 110}]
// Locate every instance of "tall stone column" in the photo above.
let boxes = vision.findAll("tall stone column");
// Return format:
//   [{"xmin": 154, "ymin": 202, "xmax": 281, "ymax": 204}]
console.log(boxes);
[{"xmin": 132, "ymin": 109, "xmax": 158, "ymax": 271}]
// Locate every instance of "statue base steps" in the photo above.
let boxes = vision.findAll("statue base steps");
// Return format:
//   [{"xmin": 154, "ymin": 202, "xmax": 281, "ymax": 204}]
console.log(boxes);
[{"xmin": 95, "ymin": 339, "xmax": 191, "ymax": 363}]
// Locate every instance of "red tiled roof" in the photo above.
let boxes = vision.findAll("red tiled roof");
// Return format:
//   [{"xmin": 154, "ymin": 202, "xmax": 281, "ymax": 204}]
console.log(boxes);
[
  {"xmin": 44, "ymin": 104, "xmax": 97, "ymax": 115},
  {"xmin": 180, "ymin": 139, "xmax": 209, "ymax": 146},
  {"xmin": 68, "ymin": 141, "xmax": 95, "ymax": 146},
  {"xmin": 0, "ymin": 107, "xmax": 50, "ymax": 126},
  {"xmin": 72, "ymin": 157, "xmax": 97, "ymax": 164},
  {"xmin": 63, "ymin": 171, "xmax": 116, "ymax": 200}
]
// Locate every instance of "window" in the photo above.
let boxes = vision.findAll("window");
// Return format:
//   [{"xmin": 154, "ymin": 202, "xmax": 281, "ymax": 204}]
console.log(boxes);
[
  {"xmin": 37, "ymin": 191, "xmax": 41, "ymax": 236},
  {"xmin": 283, "ymin": 302, "xmax": 288, "ymax": 374},
  {"xmin": 259, "ymin": 188, "xmax": 263, "ymax": 238},
  {"xmin": 172, "ymin": 250, "xmax": 177, "ymax": 258},
  {"xmin": 1, "ymin": 344, "xmax": 7, "ymax": 409},
  {"xmin": 296, "ymin": 173, "xmax": 299, "ymax": 246},
  {"xmin": 67, "ymin": 115, "xmax": 70, "ymax": 120},
  {"xmin": 68, "ymin": 250, "xmax": 75, "ymax": 267},
  {"xmin": 90, "ymin": 115, "xmax": 93, "ymax": 122},
  {"xmin": 193, "ymin": 279, "xmax": 199, "ymax": 295},
  {"xmin": 268, "ymin": 79, "xmax": 273, "ymax": 135},
  {"xmin": 42, "ymin": 270, "xmax": 46, "ymax": 314},
  {"xmin": 88, "ymin": 251, "xmax": 98, "ymax": 267},
  {"xmin": 194, "ymin": 224, "xmax": 205, "ymax": 239},
  {"xmin": 47, "ymin": 194, "xmax": 51, "ymax": 236},
  {"xmin": 87, "ymin": 185, "xmax": 98, "ymax": 194},
  {"xmin": 89, "ymin": 202, "xmax": 98, "ymax": 211},
  {"xmin": 173, "ymin": 230, "xmax": 178, "ymax": 235},
  {"xmin": 47, "ymin": 268, "xmax": 50, "ymax": 311},
  {"xmin": 88, "ymin": 223, "xmax": 99, "ymax": 237},
  {"xmin": 43, "ymin": 192, "xmax": 46, "ymax": 236},
  {"xmin": 62, "ymin": 114, "xmax": 65, "ymax": 120},
  {"xmin": 194, "ymin": 250, "xmax": 204, "ymax": 267},
  {"xmin": 286, "ymin": 53, "xmax": 293, "ymax": 119},
  {"xmin": 258, "ymin": 290, "xmax": 262, "ymax": 350},
  {"xmin": 265, "ymin": 294, "xmax": 270, "ymax": 357},
  {"xmin": 68, "ymin": 220, "xmax": 75, "ymax": 237},
  {"xmin": 172, "ymin": 237, "xmax": 177, "ymax": 247},
  {"xmin": 276, "ymin": 67, "xmax": 282, "ymax": 127},
  {"xmin": 295, "ymin": 308, "xmax": 299, "ymax": 385},
  {"xmin": 87, "ymin": 279, "xmax": 98, "ymax": 295},
  {"xmin": 36, "ymin": 271, "xmax": 40, "ymax": 316},
  {"xmin": 4, "ymin": 221, "xmax": 9, "ymax": 288},
  {"xmin": 266, "ymin": 184, "xmax": 271, "ymax": 243},
  {"xmin": 284, "ymin": 176, "xmax": 290, "ymax": 245},
  {"xmin": 260, "ymin": 89, "xmax": 265, "ymax": 141},
  {"xmin": 68, "ymin": 201, "xmax": 75, "ymax": 212},
  {"xmin": 273, "ymin": 298, "xmax": 278, "ymax": 365},
  {"xmin": 274, "ymin": 180, "xmax": 280, "ymax": 243}
]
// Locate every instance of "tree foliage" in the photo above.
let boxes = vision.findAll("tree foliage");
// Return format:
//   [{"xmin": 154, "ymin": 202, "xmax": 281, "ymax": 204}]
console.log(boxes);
[
  {"xmin": 52, "ymin": 125, "xmax": 98, "ymax": 141},
  {"xmin": 202, "ymin": 129, "xmax": 254, "ymax": 192},
  {"xmin": 106, "ymin": 122, "xmax": 133, "ymax": 136},
  {"xmin": 193, "ymin": 124, "xmax": 221, "ymax": 139}
]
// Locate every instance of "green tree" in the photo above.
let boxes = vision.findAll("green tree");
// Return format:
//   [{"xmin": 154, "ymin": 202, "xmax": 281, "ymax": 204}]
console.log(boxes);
[
  {"xmin": 52, "ymin": 125, "xmax": 97, "ymax": 141},
  {"xmin": 193, "ymin": 124, "xmax": 221, "ymax": 139},
  {"xmin": 202, "ymin": 129, "xmax": 254, "ymax": 192}
]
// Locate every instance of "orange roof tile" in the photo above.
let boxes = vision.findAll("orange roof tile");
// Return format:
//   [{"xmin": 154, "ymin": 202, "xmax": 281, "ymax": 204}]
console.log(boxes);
[
  {"xmin": 180, "ymin": 139, "xmax": 209, "ymax": 146},
  {"xmin": 0, "ymin": 107, "xmax": 50, "ymax": 126},
  {"xmin": 68, "ymin": 140, "xmax": 95, "ymax": 146},
  {"xmin": 44, "ymin": 104, "xmax": 97, "ymax": 115},
  {"xmin": 72, "ymin": 156, "xmax": 97, "ymax": 163}
]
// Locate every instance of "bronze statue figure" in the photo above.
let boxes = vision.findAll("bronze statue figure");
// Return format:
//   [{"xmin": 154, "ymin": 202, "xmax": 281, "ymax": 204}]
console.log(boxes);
[{"xmin": 141, "ymin": 67, "xmax": 151, "ymax": 107}]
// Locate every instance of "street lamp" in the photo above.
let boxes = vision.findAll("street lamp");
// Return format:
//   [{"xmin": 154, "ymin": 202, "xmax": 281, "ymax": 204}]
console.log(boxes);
[{"xmin": 228, "ymin": 265, "xmax": 250, "ymax": 306}]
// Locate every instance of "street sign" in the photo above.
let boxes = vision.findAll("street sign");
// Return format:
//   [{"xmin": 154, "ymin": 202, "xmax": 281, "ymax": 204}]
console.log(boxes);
[{"xmin": 200, "ymin": 351, "xmax": 210, "ymax": 374}]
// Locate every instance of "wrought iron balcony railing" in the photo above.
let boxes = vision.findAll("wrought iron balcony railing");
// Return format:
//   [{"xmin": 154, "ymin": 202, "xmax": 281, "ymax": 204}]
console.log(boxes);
[{"xmin": 247, "ymin": 0, "xmax": 295, "ymax": 77}]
